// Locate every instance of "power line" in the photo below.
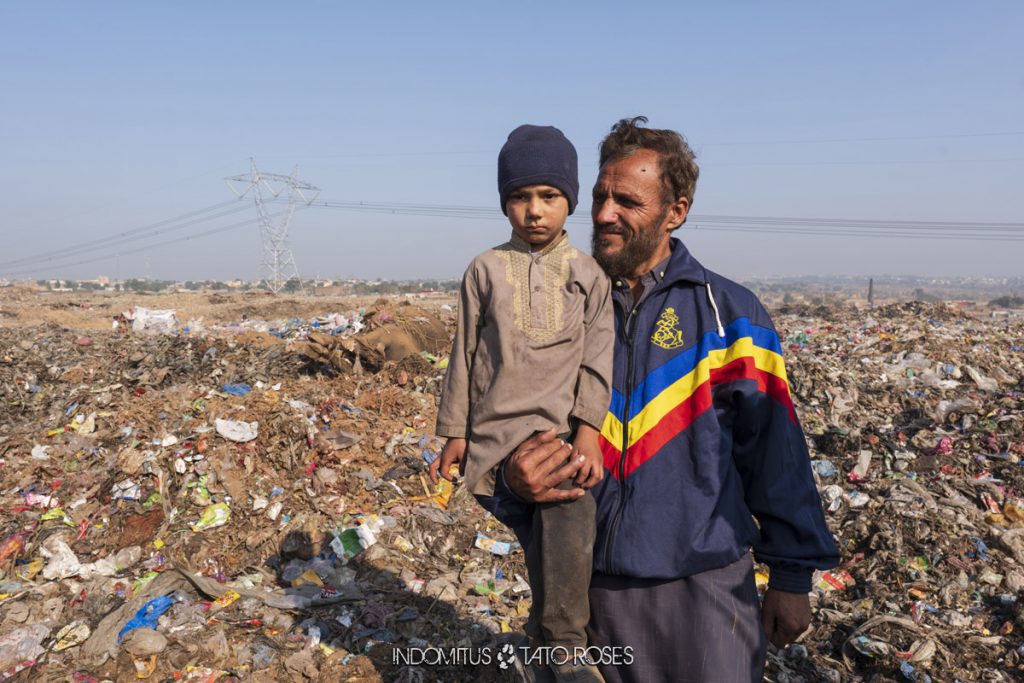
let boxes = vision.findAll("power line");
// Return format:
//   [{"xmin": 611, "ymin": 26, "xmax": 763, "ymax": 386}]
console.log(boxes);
[
  {"xmin": 302, "ymin": 198, "xmax": 1024, "ymax": 240},
  {"xmin": 688, "ymin": 224, "xmax": 1024, "ymax": 242},
  {"xmin": 699, "ymin": 130, "xmax": 1024, "ymax": 147},
  {"xmin": 0, "ymin": 200, "xmax": 247, "ymax": 269},
  {"xmin": 709, "ymin": 157, "xmax": 1024, "ymax": 167},
  {"xmin": 305, "ymin": 199, "xmax": 1024, "ymax": 229},
  {"xmin": 3, "ymin": 204, "xmax": 251, "ymax": 270},
  {"xmin": 9, "ymin": 190, "xmax": 1021, "ymax": 280},
  {"xmin": 264, "ymin": 131, "xmax": 1024, "ymax": 159},
  {"xmin": 692, "ymin": 214, "xmax": 1024, "ymax": 231},
  {"xmin": 2, "ymin": 211, "xmax": 295, "ymax": 277}
]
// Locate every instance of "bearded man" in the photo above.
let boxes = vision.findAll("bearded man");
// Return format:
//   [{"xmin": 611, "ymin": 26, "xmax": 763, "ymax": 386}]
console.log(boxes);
[{"xmin": 497, "ymin": 117, "xmax": 839, "ymax": 682}]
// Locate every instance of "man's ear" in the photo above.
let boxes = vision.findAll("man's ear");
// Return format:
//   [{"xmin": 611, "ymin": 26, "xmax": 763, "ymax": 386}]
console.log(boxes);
[{"xmin": 665, "ymin": 196, "xmax": 690, "ymax": 232}]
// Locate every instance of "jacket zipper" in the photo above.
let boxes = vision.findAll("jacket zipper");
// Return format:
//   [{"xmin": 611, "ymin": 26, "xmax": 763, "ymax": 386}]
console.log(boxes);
[{"xmin": 603, "ymin": 298, "xmax": 646, "ymax": 569}]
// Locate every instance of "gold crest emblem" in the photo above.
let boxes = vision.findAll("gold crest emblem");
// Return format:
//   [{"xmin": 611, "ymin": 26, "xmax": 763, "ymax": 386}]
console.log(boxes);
[{"xmin": 651, "ymin": 307, "xmax": 685, "ymax": 349}]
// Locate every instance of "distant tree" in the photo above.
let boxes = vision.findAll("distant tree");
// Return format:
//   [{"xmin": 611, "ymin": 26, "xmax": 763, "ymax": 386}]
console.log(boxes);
[
  {"xmin": 123, "ymin": 278, "xmax": 172, "ymax": 293},
  {"xmin": 990, "ymin": 295, "xmax": 1024, "ymax": 308}
]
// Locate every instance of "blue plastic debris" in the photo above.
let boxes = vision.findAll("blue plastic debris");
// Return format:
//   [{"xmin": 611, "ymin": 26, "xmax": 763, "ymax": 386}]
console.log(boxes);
[
  {"xmin": 997, "ymin": 594, "xmax": 1018, "ymax": 607},
  {"xmin": 251, "ymin": 640, "xmax": 276, "ymax": 670},
  {"xmin": 811, "ymin": 460, "xmax": 837, "ymax": 478},
  {"xmin": 118, "ymin": 594, "xmax": 174, "ymax": 644},
  {"xmin": 969, "ymin": 537, "xmax": 990, "ymax": 562},
  {"xmin": 222, "ymin": 383, "xmax": 252, "ymax": 396},
  {"xmin": 900, "ymin": 660, "xmax": 932, "ymax": 682}
]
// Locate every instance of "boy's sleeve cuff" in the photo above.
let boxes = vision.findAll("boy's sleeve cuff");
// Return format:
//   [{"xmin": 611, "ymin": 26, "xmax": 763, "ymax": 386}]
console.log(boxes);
[
  {"xmin": 435, "ymin": 423, "xmax": 468, "ymax": 439},
  {"xmin": 570, "ymin": 408, "xmax": 606, "ymax": 432},
  {"xmin": 767, "ymin": 566, "xmax": 813, "ymax": 594}
]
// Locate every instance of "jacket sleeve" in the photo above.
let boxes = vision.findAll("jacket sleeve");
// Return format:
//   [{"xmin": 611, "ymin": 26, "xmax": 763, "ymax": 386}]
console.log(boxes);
[
  {"xmin": 435, "ymin": 262, "xmax": 483, "ymax": 439},
  {"xmin": 571, "ymin": 266, "xmax": 614, "ymax": 431},
  {"xmin": 730, "ymin": 305, "xmax": 840, "ymax": 593}
]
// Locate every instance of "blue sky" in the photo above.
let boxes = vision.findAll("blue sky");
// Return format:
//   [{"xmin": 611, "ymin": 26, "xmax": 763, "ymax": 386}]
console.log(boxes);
[{"xmin": 2, "ymin": 2, "xmax": 1022, "ymax": 281}]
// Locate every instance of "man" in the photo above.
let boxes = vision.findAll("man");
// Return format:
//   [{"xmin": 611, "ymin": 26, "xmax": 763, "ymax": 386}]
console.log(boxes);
[{"xmin": 493, "ymin": 117, "xmax": 840, "ymax": 682}]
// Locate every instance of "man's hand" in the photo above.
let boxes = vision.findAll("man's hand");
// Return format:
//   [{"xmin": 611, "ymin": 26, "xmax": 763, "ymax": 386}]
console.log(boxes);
[
  {"xmin": 761, "ymin": 588, "xmax": 811, "ymax": 648},
  {"xmin": 429, "ymin": 437, "xmax": 467, "ymax": 484},
  {"xmin": 570, "ymin": 424, "xmax": 604, "ymax": 489},
  {"xmin": 504, "ymin": 428, "xmax": 586, "ymax": 503}
]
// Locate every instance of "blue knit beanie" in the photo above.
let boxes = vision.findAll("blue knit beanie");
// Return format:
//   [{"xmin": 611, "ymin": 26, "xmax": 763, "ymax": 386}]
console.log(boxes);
[{"xmin": 497, "ymin": 125, "xmax": 579, "ymax": 215}]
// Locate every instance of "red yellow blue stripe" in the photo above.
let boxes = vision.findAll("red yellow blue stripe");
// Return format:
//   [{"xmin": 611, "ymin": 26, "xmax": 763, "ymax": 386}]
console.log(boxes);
[{"xmin": 600, "ymin": 318, "xmax": 794, "ymax": 479}]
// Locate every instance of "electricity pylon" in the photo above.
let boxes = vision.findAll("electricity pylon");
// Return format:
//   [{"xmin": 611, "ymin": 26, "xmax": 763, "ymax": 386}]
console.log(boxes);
[{"xmin": 226, "ymin": 159, "xmax": 320, "ymax": 294}]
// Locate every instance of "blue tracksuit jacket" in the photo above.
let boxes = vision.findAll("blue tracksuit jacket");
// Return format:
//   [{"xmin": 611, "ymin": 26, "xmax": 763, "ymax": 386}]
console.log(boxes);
[{"xmin": 590, "ymin": 238, "xmax": 839, "ymax": 592}]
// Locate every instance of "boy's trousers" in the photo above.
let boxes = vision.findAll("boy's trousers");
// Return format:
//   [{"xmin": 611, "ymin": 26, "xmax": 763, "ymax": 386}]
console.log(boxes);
[{"xmin": 475, "ymin": 461, "xmax": 595, "ymax": 649}]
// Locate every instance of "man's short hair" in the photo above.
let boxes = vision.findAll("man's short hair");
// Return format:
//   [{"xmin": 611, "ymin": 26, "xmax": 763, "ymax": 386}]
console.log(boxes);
[{"xmin": 598, "ymin": 116, "xmax": 700, "ymax": 212}]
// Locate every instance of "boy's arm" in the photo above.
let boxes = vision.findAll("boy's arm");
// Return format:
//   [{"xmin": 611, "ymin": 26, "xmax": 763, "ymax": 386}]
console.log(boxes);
[
  {"xmin": 435, "ymin": 263, "xmax": 484, "ymax": 440},
  {"xmin": 570, "ymin": 423, "xmax": 603, "ymax": 488},
  {"xmin": 571, "ymin": 268, "xmax": 614, "ymax": 433}
]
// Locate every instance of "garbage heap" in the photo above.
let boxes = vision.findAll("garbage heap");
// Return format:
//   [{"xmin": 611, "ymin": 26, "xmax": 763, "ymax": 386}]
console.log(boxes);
[
  {"xmin": 766, "ymin": 301, "xmax": 1024, "ymax": 683},
  {"xmin": 0, "ymin": 299, "xmax": 1022, "ymax": 682}
]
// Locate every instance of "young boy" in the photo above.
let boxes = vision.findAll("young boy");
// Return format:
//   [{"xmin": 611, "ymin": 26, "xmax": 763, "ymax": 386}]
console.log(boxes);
[{"xmin": 430, "ymin": 124, "xmax": 612, "ymax": 682}]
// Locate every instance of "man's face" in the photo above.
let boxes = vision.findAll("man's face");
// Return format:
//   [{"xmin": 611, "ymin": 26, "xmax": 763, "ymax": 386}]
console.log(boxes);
[
  {"xmin": 590, "ymin": 149, "xmax": 688, "ymax": 280},
  {"xmin": 505, "ymin": 184, "xmax": 570, "ymax": 250}
]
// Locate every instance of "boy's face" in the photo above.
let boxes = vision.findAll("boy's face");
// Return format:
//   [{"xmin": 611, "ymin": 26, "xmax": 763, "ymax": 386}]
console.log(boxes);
[{"xmin": 505, "ymin": 184, "xmax": 570, "ymax": 250}]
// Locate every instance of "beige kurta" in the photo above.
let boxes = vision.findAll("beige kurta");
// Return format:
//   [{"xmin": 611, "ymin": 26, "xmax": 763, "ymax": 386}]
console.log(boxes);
[{"xmin": 435, "ymin": 231, "xmax": 613, "ymax": 496}]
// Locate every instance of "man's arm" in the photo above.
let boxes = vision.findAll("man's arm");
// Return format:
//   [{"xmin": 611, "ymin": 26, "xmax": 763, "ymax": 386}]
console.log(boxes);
[
  {"xmin": 727, "ymin": 306, "xmax": 839, "ymax": 645},
  {"xmin": 730, "ymin": 356, "xmax": 838, "ymax": 593}
]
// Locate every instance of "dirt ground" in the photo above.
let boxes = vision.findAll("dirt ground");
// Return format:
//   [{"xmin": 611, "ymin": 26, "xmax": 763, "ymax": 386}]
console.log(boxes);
[{"xmin": 0, "ymin": 287, "xmax": 457, "ymax": 331}]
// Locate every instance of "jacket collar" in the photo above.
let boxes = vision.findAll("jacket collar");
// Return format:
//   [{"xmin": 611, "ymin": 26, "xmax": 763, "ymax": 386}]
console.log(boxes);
[{"xmin": 660, "ymin": 237, "xmax": 709, "ymax": 287}]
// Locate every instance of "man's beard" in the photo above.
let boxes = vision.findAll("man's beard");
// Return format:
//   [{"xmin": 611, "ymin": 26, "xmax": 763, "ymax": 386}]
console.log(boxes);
[{"xmin": 591, "ymin": 213, "xmax": 667, "ymax": 280}]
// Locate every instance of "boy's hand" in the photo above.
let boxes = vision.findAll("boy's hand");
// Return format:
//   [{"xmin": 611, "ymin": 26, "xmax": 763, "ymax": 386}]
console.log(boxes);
[
  {"xmin": 429, "ymin": 437, "xmax": 467, "ymax": 484},
  {"xmin": 570, "ymin": 425, "xmax": 604, "ymax": 489}
]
